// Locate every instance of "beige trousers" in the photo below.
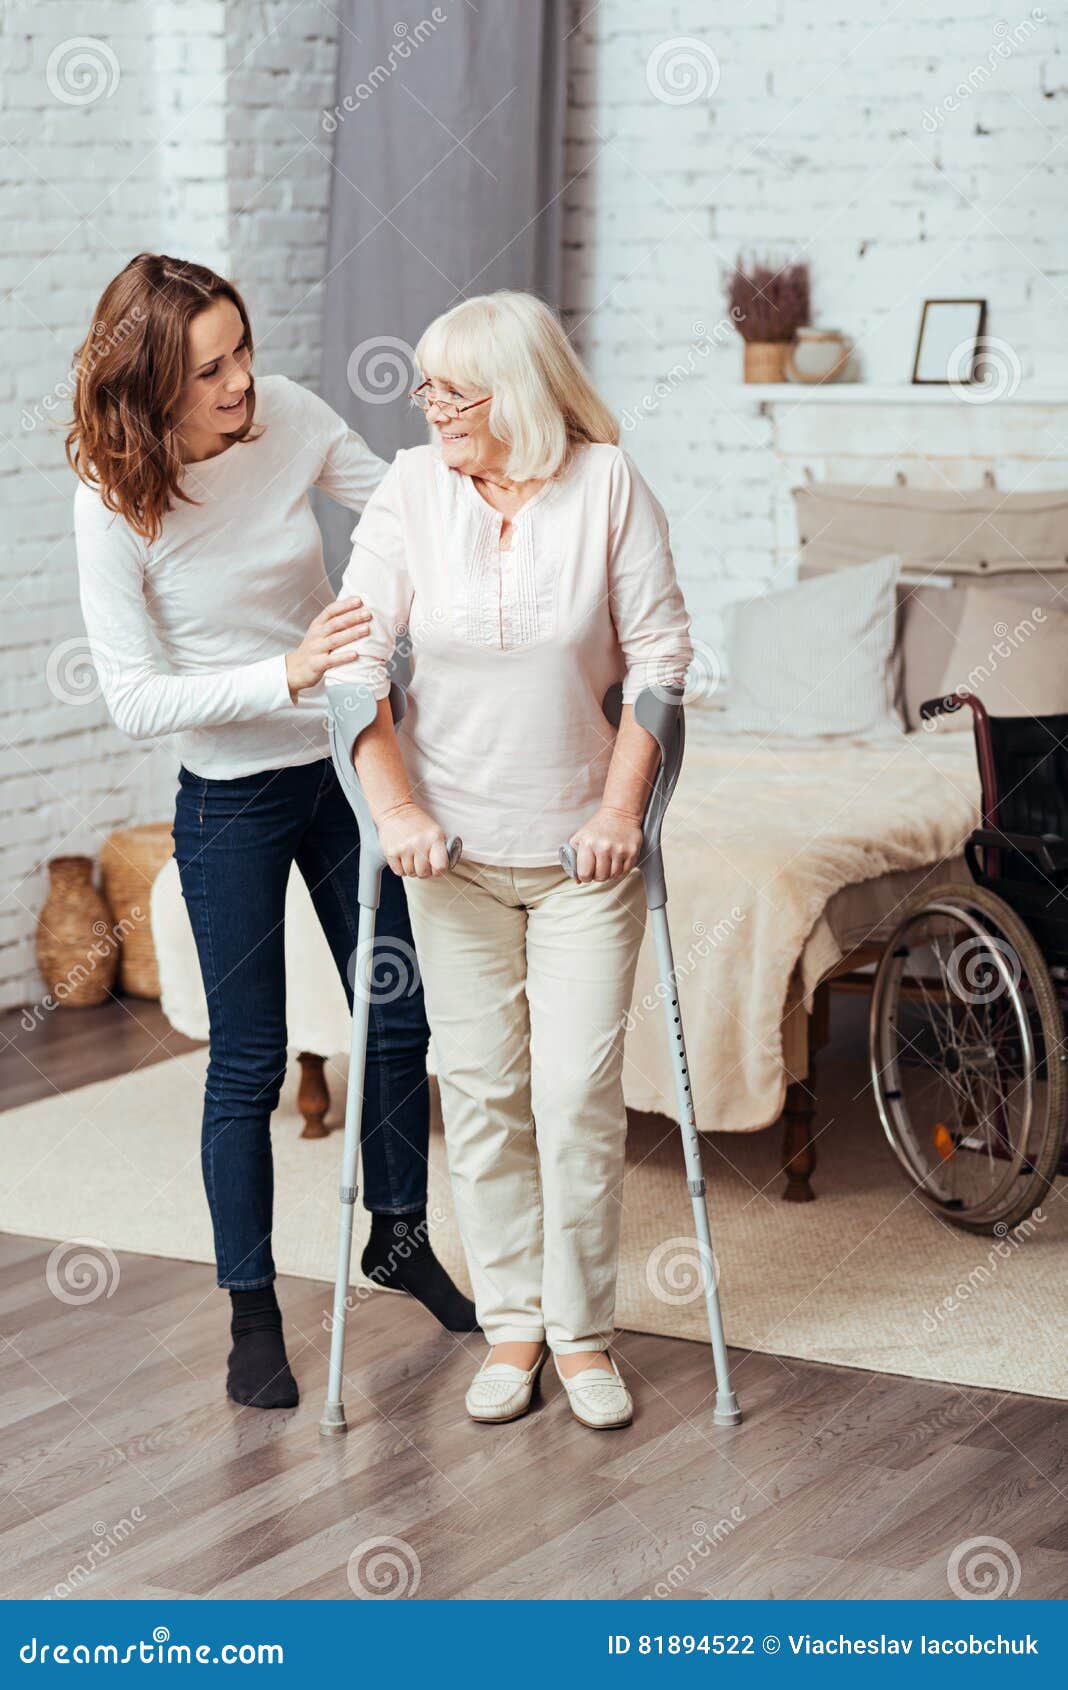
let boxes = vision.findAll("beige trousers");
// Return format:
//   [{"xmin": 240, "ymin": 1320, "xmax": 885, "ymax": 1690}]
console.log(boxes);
[{"xmin": 405, "ymin": 857, "xmax": 647, "ymax": 1352}]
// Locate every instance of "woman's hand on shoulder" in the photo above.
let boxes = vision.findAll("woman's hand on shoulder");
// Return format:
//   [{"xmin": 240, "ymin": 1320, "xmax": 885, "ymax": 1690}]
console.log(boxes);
[
  {"xmin": 285, "ymin": 597, "xmax": 372, "ymax": 697},
  {"xmin": 376, "ymin": 800, "xmax": 453, "ymax": 878},
  {"xmin": 567, "ymin": 806, "xmax": 643, "ymax": 883}
]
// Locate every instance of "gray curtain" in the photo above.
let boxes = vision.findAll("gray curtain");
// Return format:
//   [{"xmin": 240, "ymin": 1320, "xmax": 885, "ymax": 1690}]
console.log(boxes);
[{"xmin": 316, "ymin": 0, "xmax": 567, "ymax": 578}]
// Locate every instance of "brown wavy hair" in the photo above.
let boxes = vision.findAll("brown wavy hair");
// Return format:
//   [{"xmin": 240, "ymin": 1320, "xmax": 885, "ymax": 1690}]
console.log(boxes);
[{"xmin": 66, "ymin": 253, "xmax": 258, "ymax": 543}]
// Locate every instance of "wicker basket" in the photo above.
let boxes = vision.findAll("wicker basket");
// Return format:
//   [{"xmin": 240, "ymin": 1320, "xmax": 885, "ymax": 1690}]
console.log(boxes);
[
  {"xmin": 36, "ymin": 856, "xmax": 117, "ymax": 1008},
  {"xmin": 743, "ymin": 341, "xmax": 789, "ymax": 383},
  {"xmin": 99, "ymin": 823, "xmax": 175, "ymax": 999}
]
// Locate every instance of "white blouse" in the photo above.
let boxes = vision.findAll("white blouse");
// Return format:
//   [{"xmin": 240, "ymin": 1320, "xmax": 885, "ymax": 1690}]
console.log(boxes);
[
  {"xmin": 74, "ymin": 374, "xmax": 386, "ymax": 779},
  {"xmin": 330, "ymin": 441, "xmax": 693, "ymax": 867}
]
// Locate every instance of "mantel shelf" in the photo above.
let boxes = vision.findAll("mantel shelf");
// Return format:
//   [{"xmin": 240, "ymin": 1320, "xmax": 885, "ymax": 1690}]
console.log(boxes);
[{"xmin": 721, "ymin": 383, "xmax": 1068, "ymax": 406}]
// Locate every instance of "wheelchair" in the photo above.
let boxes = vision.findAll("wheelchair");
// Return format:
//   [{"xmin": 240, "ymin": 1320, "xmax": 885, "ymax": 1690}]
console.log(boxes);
[{"xmin": 869, "ymin": 692, "xmax": 1068, "ymax": 1234}]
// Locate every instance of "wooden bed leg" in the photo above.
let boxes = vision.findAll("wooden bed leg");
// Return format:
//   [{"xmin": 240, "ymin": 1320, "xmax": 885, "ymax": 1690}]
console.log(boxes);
[
  {"xmin": 781, "ymin": 1079, "xmax": 817, "ymax": 1203},
  {"xmin": 297, "ymin": 1051, "xmax": 330, "ymax": 1139}
]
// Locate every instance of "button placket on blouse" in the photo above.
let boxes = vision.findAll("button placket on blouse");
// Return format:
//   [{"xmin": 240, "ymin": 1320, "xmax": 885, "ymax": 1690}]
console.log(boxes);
[{"xmin": 499, "ymin": 519, "xmax": 514, "ymax": 648}]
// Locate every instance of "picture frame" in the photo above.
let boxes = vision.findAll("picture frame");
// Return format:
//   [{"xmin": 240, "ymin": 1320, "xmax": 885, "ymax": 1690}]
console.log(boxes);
[{"xmin": 911, "ymin": 297, "xmax": 987, "ymax": 385}]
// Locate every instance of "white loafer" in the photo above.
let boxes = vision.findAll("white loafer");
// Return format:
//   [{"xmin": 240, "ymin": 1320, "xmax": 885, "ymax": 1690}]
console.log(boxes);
[
  {"xmin": 555, "ymin": 1352, "xmax": 633, "ymax": 1429},
  {"xmin": 465, "ymin": 1347, "xmax": 547, "ymax": 1423}
]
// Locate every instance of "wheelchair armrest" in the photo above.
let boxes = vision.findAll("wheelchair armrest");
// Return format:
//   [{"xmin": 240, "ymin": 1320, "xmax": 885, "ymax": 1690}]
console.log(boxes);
[
  {"xmin": 919, "ymin": 693, "xmax": 972, "ymax": 723},
  {"xmin": 968, "ymin": 826, "xmax": 1068, "ymax": 874}
]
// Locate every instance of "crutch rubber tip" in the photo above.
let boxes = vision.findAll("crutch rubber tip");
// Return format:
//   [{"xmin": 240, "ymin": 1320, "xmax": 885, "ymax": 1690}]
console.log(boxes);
[
  {"xmin": 319, "ymin": 1403, "xmax": 348, "ymax": 1437},
  {"xmin": 713, "ymin": 1394, "xmax": 742, "ymax": 1428}
]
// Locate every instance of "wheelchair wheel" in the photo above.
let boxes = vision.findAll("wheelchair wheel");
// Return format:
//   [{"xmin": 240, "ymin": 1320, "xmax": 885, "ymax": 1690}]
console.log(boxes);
[{"xmin": 869, "ymin": 880, "xmax": 1068, "ymax": 1233}]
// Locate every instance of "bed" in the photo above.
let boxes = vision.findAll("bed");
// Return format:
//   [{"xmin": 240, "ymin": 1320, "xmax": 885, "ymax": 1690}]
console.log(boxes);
[{"xmin": 152, "ymin": 479, "xmax": 1068, "ymax": 1202}]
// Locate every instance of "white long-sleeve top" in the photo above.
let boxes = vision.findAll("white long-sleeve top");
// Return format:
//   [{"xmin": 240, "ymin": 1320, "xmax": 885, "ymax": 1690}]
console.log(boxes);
[
  {"xmin": 73, "ymin": 373, "xmax": 386, "ymax": 778},
  {"xmin": 328, "ymin": 441, "xmax": 693, "ymax": 867}
]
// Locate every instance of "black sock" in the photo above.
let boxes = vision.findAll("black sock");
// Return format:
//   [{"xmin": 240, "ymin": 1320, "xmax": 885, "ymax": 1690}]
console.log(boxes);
[
  {"xmin": 361, "ymin": 1210, "xmax": 479, "ymax": 1333},
  {"xmin": 226, "ymin": 1285, "xmax": 299, "ymax": 1409}
]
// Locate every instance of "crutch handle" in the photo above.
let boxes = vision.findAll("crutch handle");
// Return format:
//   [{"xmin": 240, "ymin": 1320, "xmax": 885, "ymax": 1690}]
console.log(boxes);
[{"xmin": 558, "ymin": 683, "xmax": 685, "ymax": 909}]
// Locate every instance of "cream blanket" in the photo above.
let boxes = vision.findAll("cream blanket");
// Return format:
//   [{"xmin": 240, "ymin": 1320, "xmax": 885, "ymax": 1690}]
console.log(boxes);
[
  {"xmin": 622, "ymin": 717, "xmax": 980, "ymax": 1131},
  {"xmin": 152, "ymin": 719, "xmax": 980, "ymax": 1136}
]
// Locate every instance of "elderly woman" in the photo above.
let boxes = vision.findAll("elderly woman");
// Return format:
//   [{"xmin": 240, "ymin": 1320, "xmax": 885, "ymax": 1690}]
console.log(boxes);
[{"xmin": 328, "ymin": 291, "xmax": 692, "ymax": 1429}]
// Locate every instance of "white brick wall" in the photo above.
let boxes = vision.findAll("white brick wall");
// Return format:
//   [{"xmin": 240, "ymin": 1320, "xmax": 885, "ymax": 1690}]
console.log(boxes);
[
  {"xmin": 562, "ymin": 1, "xmax": 1068, "ymax": 644},
  {"xmin": 4, "ymin": 0, "xmax": 1067, "ymax": 1007},
  {"xmin": 0, "ymin": 0, "xmax": 340, "ymax": 1007}
]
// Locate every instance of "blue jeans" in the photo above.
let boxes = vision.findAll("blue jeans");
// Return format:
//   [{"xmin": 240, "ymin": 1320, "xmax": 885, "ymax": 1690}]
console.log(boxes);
[{"xmin": 172, "ymin": 757, "xmax": 431, "ymax": 1289}]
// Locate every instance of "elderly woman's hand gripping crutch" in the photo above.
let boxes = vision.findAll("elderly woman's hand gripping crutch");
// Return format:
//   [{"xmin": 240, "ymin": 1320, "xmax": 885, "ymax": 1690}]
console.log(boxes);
[{"xmin": 560, "ymin": 682, "xmax": 742, "ymax": 1429}]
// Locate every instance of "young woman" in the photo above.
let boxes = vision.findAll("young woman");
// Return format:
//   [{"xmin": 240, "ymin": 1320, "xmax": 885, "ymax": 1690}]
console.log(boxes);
[
  {"xmin": 327, "ymin": 292, "xmax": 693, "ymax": 1429},
  {"xmin": 69, "ymin": 253, "xmax": 475, "ymax": 1412}
]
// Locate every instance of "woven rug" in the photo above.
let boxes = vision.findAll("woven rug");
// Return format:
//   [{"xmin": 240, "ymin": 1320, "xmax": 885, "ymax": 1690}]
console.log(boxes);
[{"xmin": 3, "ymin": 1047, "xmax": 1066, "ymax": 1399}]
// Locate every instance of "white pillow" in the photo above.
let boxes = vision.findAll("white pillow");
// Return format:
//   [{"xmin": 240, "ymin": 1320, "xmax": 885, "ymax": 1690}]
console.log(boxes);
[{"xmin": 725, "ymin": 554, "xmax": 905, "ymax": 737}]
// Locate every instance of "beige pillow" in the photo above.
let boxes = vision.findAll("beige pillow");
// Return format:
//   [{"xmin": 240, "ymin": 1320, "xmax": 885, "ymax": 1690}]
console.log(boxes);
[
  {"xmin": 898, "ymin": 582, "xmax": 966, "ymax": 731},
  {"xmin": 934, "ymin": 586, "xmax": 1068, "ymax": 729}
]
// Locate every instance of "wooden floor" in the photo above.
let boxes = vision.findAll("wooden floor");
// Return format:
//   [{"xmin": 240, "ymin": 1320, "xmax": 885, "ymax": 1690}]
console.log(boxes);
[{"xmin": 2, "ymin": 995, "xmax": 1068, "ymax": 1601}]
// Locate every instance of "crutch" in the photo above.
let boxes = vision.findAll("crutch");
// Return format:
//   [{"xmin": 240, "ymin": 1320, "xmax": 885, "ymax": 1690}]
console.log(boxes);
[
  {"xmin": 319, "ymin": 639, "xmax": 461, "ymax": 1438},
  {"xmin": 559, "ymin": 683, "xmax": 742, "ymax": 1427}
]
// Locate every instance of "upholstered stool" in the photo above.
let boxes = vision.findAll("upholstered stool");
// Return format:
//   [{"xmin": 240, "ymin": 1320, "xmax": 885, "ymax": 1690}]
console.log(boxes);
[{"xmin": 150, "ymin": 856, "xmax": 352, "ymax": 1138}]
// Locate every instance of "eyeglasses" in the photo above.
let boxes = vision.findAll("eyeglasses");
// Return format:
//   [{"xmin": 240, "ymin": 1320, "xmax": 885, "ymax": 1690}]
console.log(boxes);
[{"xmin": 409, "ymin": 379, "xmax": 491, "ymax": 420}]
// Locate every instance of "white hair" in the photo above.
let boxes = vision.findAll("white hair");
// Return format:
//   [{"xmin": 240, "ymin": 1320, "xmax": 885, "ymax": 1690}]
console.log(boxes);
[{"xmin": 414, "ymin": 291, "xmax": 618, "ymax": 481}]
